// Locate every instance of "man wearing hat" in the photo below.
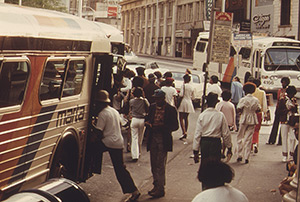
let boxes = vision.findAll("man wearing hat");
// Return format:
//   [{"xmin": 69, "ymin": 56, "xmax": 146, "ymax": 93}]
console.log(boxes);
[
  {"xmin": 236, "ymin": 82, "xmax": 261, "ymax": 164},
  {"xmin": 93, "ymin": 90, "xmax": 140, "ymax": 202},
  {"xmin": 145, "ymin": 89, "xmax": 179, "ymax": 198},
  {"xmin": 192, "ymin": 92, "xmax": 233, "ymax": 190}
]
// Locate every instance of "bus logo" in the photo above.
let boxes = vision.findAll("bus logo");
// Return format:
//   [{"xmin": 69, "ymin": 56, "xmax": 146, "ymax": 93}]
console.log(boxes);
[{"xmin": 57, "ymin": 106, "xmax": 85, "ymax": 127}]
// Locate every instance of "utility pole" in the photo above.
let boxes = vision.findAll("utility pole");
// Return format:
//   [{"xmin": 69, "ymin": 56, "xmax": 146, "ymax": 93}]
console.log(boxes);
[
  {"xmin": 78, "ymin": 0, "xmax": 83, "ymax": 18},
  {"xmin": 201, "ymin": 0, "xmax": 215, "ymax": 112},
  {"xmin": 155, "ymin": 0, "xmax": 159, "ymax": 55}
]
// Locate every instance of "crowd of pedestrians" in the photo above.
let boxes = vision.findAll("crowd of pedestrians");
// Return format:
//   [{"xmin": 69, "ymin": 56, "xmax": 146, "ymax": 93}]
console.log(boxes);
[{"xmin": 92, "ymin": 63, "xmax": 298, "ymax": 201}]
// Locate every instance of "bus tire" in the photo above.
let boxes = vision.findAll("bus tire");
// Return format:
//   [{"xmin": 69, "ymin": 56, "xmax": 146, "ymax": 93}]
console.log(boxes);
[{"xmin": 49, "ymin": 133, "xmax": 79, "ymax": 181}]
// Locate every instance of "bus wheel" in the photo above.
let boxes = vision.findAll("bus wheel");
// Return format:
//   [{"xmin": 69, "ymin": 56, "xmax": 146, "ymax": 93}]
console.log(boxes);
[{"xmin": 49, "ymin": 134, "xmax": 79, "ymax": 181}]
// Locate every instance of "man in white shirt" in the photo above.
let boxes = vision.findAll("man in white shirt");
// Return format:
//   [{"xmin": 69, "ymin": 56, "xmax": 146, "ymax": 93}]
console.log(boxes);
[
  {"xmin": 94, "ymin": 90, "xmax": 140, "ymax": 202},
  {"xmin": 161, "ymin": 77, "xmax": 178, "ymax": 107},
  {"xmin": 193, "ymin": 93, "xmax": 232, "ymax": 170},
  {"xmin": 206, "ymin": 75, "xmax": 222, "ymax": 97}
]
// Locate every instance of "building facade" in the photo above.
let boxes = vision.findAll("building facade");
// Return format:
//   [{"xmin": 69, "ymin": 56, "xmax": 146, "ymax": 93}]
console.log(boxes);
[
  {"xmin": 120, "ymin": 0, "xmax": 300, "ymax": 58},
  {"xmin": 120, "ymin": 0, "xmax": 209, "ymax": 58},
  {"xmin": 252, "ymin": 0, "xmax": 299, "ymax": 39}
]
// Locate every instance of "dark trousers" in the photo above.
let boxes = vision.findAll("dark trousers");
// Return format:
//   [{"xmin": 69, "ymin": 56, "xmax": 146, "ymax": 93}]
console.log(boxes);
[
  {"xmin": 200, "ymin": 137, "xmax": 222, "ymax": 161},
  {"xmin": 97, "ymin": 141, "xmax": 137, "ymax": 194},
  {"xmin": 200, "ymin": 137, "xmax": 222, "ymax": 190},
  {"xmin": 150, "ymin": 132, "xmax": 167, "ymax": 191},
  {"xmin": 107, "ymin": 148, "xmax": 137, "ymax": 194},
  {"xmin": 268, "ymin": 114, "xmax": 282, "ymax": 144}
]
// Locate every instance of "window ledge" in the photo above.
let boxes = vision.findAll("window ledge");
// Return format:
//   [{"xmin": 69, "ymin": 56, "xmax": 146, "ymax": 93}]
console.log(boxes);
[{"xmin": 278, "ymin": 24, "xmax": 292, "ymax": 28}]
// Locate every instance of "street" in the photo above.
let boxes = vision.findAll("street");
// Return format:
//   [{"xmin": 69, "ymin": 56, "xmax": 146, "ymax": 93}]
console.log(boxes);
[{"xmin": 80, "ymin": 103, "xmax": 287, "ymax": 202}]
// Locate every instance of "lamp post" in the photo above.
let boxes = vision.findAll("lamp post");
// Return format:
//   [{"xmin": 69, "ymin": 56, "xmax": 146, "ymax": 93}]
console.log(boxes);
[
  {"xmin": 83, "ymin": 6, "xmax": 96, "ymax": 21},
  {"xmin": 155, "ymin": 0, "xmax": 159, "ymax": 55},
  {"xmin": 78, "ymin": 0, "xmax": 82, "ymax": 17}
]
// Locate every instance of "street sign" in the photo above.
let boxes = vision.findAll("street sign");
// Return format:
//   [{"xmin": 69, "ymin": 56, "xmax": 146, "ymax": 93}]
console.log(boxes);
[
  {"xmin": 210, "ymin": 12, "xmax": 233, "ymax": 64},
  {"xmin": 232, "ymin": 33, "xmax": 252, "ymax": 48}
]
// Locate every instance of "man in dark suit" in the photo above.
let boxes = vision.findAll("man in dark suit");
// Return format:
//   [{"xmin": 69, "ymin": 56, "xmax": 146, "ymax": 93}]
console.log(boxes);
[{"xmin": 145, "ymin": 89, "xmax": 179, "ymax": 198}]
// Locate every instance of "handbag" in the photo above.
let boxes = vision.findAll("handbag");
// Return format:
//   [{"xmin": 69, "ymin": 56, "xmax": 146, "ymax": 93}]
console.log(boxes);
[{"xmin": 176, "ymin": 84, "xmax": 185, "ymax": 108}]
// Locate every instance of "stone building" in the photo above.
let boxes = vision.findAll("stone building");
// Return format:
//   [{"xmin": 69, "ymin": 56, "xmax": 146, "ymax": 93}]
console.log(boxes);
[
  {"xmin": 252, "ymin": 0, "xmax": 299, "ymax": 39},
  {"xmin": 120, "ymin": 0, "xmax": 208, "ymax": 58},
  {"xmin": 120, "ymin": 0, "xmax": 300, "ymax": 59}
]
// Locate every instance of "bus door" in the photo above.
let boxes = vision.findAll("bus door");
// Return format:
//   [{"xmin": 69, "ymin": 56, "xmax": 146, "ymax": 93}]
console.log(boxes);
[
  {"xmin": 253, "ymin": 50, "xmax": 262, "ymax": 79},
  {"xmin": 83, "ymin": 54, "xmax": 113, "ymax": 179}
]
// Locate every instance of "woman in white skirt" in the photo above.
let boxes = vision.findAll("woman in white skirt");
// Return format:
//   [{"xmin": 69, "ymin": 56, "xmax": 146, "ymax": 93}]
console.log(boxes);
[{"xmin": 178, "ymin": 74, "xmax": 195, "ymax": 140}]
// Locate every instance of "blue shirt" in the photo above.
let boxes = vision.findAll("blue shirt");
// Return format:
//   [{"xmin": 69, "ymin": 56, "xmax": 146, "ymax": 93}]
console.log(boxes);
[{"xmin": 231, "ymin": 81, "xmax": 244, "ymax": 104}]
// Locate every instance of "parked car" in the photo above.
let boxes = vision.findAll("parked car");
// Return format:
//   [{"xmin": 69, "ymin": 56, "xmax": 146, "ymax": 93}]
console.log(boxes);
[
  {"xmin": 125, "ymin": 59, "xmax": 169, "ymax": 76},
  {"xmin": 124, "ymin": 51, "xmax": 138, "ymax": 61},
  {"xmin": 172, "ymin": 71, "xmax": 205, "ymax": 108}
]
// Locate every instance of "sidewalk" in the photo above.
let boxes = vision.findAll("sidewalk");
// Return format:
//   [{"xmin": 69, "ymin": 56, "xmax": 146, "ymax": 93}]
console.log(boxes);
[{"xmin": 80, "ymin": 105, "xmax": 287, "ymax": 202}]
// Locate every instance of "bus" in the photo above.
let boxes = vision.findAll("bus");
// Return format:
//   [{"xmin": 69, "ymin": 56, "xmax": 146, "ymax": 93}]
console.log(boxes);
[
  {"xmin": 240, "ymin": 37, "xmax": 300, "ymax": 93},
  {"xmin": 0, "ymin": 3, "xmax": 114, "ymax": 200},
  {"xmin": 193, "ymin": 32, "xmax": 300, "ymax": 93}
]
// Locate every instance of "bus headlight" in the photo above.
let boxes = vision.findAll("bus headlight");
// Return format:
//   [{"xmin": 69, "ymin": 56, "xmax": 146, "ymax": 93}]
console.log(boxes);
[
  {"xmin": 270, "ymin": 75, "xmax": 278, "ymax": 80},
  {"xmin": 297, "ymin": 75, "xmax": 300, "ymax": 80}
]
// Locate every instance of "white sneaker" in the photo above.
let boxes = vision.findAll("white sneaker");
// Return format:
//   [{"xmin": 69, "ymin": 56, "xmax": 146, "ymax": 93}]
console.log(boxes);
[{"xmin": 282, "ymin": 156, "xmax": 287, "ymax": 162}]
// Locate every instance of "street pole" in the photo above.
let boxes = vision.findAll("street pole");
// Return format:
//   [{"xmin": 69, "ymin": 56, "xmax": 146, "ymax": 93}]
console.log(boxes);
[
  {"xmin": 201, "ymin": 0, "xmax": 216, "ymax": 112},
  {"xmin": 78, "ymin": 0, "xmax": 83, "ymax": 18},
  {"xmin": 156, "ymin": 0, "xmax": 159, "ymax": 55},
  {"xmin": 83, "ymin": 6, "xmax": 96, "ymax": 21}
]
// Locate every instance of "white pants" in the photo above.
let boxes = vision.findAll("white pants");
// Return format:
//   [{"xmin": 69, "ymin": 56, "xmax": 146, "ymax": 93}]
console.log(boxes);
[
  {"xmin": 130, "ymin": 117, "xmax": 145, "ymax": 159},
  {"xmin": 281, "ymin": 124, "xmax": 296, "ymax": 156},
  {"xmin": 237, "ymin": 124, "xmax": 255, "ymax": 160}
]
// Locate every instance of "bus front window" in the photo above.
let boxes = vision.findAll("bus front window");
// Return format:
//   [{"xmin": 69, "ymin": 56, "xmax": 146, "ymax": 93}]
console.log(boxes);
[{"xmin": 264, "ymin": 48, "xmax": 300, "ymax": 71}]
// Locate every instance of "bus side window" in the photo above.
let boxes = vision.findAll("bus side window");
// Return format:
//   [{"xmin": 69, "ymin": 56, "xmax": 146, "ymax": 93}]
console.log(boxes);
[
  {"xmin": 0, "ymin": 61, "xmax": 29, "ymax": 107},
  {"xmin": 40, "ymin": 61, "xmax": 64, "ymax": 101},
  {"xmin": 195, "ymin": 42, "xmax": 206, "ymax": 52},
  {"xmin": 62, "ymin": 60, "xmax": 85, "ymax": 97}
]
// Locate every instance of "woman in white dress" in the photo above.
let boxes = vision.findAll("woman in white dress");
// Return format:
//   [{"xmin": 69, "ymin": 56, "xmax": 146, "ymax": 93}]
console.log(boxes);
[{"xmin": 178, "ymin": 74, "xmax": 195, "ymax": 140}]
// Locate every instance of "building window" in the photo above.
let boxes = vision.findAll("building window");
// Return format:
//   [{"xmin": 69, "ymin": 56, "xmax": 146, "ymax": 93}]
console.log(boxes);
[
  {"xmin": 160, "ymin": 4, "xmax": 164, "ymax": 19},
  {"xmin": 188, "ymin": 3, "xmax": 193, "ymax": 22},
  {"xmin": 177, "ymin": 6, "xmax": 182, "ymax": 22},
  {"xmin": 280, "ymin": 0, "xmax": 290, "ymax": 25},
  {"xmin": 168, "ymin": 2, "xmax": 173, "ymax": 17},
  {"xmin": 148, "ymin": 7, "xmax": 151, "ymax": 19}
]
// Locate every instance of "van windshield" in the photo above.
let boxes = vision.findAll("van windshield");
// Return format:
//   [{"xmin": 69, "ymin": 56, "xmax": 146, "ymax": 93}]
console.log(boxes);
[{"xmin": 264, "ymin": 48, "xmax": 300, "ymax": 71}]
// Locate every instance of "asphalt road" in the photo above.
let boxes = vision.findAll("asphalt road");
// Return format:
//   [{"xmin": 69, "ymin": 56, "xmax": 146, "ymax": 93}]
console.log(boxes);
[{"xmin": 80, "ymin": 103, "xmax": 288, "ymax": 202}]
